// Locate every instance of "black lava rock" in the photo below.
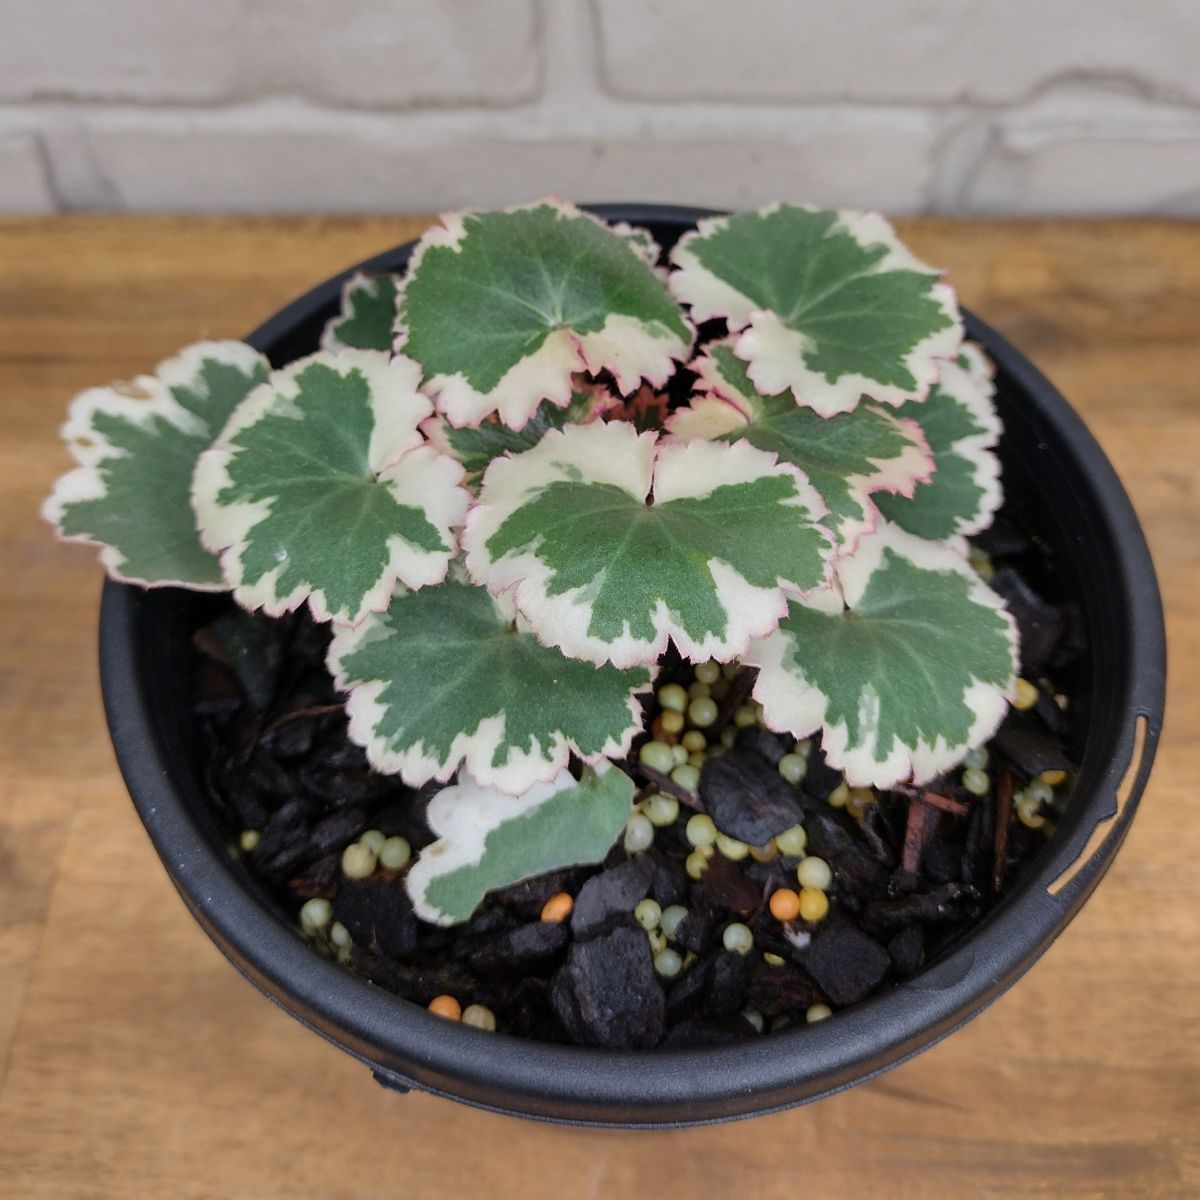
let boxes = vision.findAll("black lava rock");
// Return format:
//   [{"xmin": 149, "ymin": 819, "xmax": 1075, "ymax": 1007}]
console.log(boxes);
[
  {"xmin": 333, "ymin": 878, "xmax": 418, "ymax": 959},
  {"xmin": 734, "ymin": 726, "xmax": 790, "ymax": 768},
  {"xmin": 799, "ymin": 915, "xmax": 891, "ymax": 1006},
  {"xmin": 551, "ymin": 925, "xmax": 666, "ymax": 1049},
  {"xmin": 467, "ymin": 919, "xmax": 569, "ymax": 974},
  {"xmin": 570, "ymin": 857, "xmax": 656, "ymax": 939},
  {"xmin": 699, "ymin": 750, "xmax": 807, "ymax": 845},
  {"xmin": 804, "ymin": 809, "xmax": 888, "ymax": 896}
]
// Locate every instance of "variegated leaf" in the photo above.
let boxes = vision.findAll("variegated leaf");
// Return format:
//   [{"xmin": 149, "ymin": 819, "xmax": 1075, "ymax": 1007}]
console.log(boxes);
[
  {"xmin": 610, "ymin": 220, "xmax": 665, "ymax": 272},
  {"xmin": 957, "ymin": 340, "xmax": 995, "ymax": 390},
  {"xmin": 420, "ymin": 385, "xmax": 614, "ymax": 488},
  {"xmin": 874, "ymin": 355, "xmax": 1002, "ymax": 541},
  {"xmin": 193, "ymin": 350, "xmax": 469, "ymax": 625},
  {"xmin": 395, "ymin": 198, "xmax": 693, "ymax": 429},
  {"xmin": 328, "ymin": 576, "xmax": 652, "ymax": 795},
  {"xmin": 406, "ymin": 765, "xmax": 635, "ymax": 926},
  {"xmin": 43, "ymin": 341, "xmax": 269, "ymax": 588},
  {"xmin": 321, "ymin": 272, "xmax": 400, "ymax": 352},
  {"xmin": 669, "ymin": 205, "xmax": 962, "ymax": 416},
  {"xmin": 669, "ymin": 339, "xmax": 931, "ymax": 550},
  {"xmin": 749, "ymin": 523, "xmax": 1017, "ymax": 789},
  {"xmin": 463, "ymin": 420, "xmax": 832, "ymax": 668}
]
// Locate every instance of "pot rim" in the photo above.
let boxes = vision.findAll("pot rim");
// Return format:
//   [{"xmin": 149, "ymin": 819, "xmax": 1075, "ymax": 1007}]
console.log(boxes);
[{"xmin": 99, "ymin": 203, "xmax": 1166, "ymax": 1126}]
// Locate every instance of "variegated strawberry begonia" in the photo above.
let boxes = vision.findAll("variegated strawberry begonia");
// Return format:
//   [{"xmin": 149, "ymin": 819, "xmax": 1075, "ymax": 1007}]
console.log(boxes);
[{"xmin": 46, "ymin": 199, "xmax": 1018, "ymax": 925}]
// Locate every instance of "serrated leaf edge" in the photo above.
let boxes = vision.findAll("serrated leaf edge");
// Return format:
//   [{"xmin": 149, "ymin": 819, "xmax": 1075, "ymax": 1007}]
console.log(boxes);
[
  {"xmin": 405, "ymin": 763, "xmax": 632, "ymax": 926},
  {"xmin": 669, "ymin": 205, "xmax": 963, "ymax": 415},
  {"xmin": 42, "ymin": 339, "xmax": 269, "ymax": 590},
  {"xmin": 192, "ymin": 349, "xmax": 469, "ymax": 625},
  {"xmin": 748, "ymin": 521, "xmax": 1017, "ymax": 788},
  {"xmin": 886, "ymin": 356, "xmax": 1003, "ymax": 543},
  {"xmin": 464, "ymin": 420, "xmax": 833, "ymax": 668},
  {"xmin": 669, "ymin": 340, "xmax": 935, "ymax": 555},
  {"xmin": 417, "ymin": 378, "xmax": 621, "ymax": 489},
  {"xmin": 319, "ymin": 272, "xmax": 399, "ymax": 353},
  {"xmin": 733, "ymin": 284, "xmax": 962, "ymax": 417},
  {"xmin": 394, "ymin": 197, "xmax": 693, "ymax": 431},
  {"xmin": 327, "ymin": 595, "xmax": 654, "ymax": 795}
]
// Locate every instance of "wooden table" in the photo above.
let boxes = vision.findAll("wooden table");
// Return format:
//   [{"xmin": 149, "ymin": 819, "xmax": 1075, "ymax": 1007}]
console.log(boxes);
[{"xmin": 1, "ymin": 216, "xmax": 1196, "ymax": 1199}]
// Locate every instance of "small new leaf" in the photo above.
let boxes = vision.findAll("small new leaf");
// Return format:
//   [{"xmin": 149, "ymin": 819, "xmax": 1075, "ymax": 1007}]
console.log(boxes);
[
  {"xmin": 321, "ymin": 272, "xmax": 400, "ymax": 352},
  {"xmin": 193, "ymin": 350, "xmax": 469, "ymax": 625},
  {"xmin": 749, "ymin": 523, "xmax": 1017, "ymax": 788},
  {"xmin": 420, "ymin": 386, "xmax": 613, "ymax": 487},
  {"xmin": 669, "ymin": 205, "xmax": 962, "ymax": 416},
  {"xmin": 396, "ymin": 198, "xmax": 693, "ymax": 429},
  {"xmin": 873, "ymin": 355, "xmax": 1002, "ymax": 541},
  {"xmin": 43, "ymin": 341, "xmax": 270, "ymax": 588},
  {"xmin": 464, "ymin": 420, "xmax": 832, "ymax": 668},
  {"xmin": 406, "ymin": 765, "xmax": 635, "ymax": 926},
  {"xmin": 669, "ymin": 340, "xmax": 931, "ymax": 550},
  {"xmin": 328, "ymin": 577, "xmax": 652, "ymax": 794}
]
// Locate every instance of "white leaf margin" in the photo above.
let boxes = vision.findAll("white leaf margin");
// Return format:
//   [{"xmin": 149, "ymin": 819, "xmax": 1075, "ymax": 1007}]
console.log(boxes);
[
  {"xmin": 668, "ymin": 340, "xmax": 934, "ymax": 554},
  {"xmin": 913, "ymin": 355, "xmax": 1003, "ymax": 544},
  {"xmin": 417, "ymin": 376, "xmax": 621, "ymax": 482},
  {"xmin": 42, "ymin": 339, "xmax": 269, "ymax": 590},
  {"xmin": 394, "ymin": 197, "xmax": 694, "ymax": 430},
  {"xmin": 405, "ymin": 763, "xmax": 631, "ymax": 926},
  {"xmin": 668, "ymin": 204, "xmax": 963, "ymax": 417},
  {"xmin": 327, "ymin": 586, "xmax": 654, "ymax": 795},
  {"xmin": 319, "ymin": 271, "xmax": 398, "ymax": 353},
  {"xmin": 747, "ymin": 521, "xmax": 1018, "ymax": 789},
  {"xmin": 463, "ymin": 419, "xmax": 833, "ymax": 668},
  {"xmin": 958, "ymin": 340, "xmax": 996, "ymax": 390},
  {"xmin": 609, "ymin": 219, "xmax": 668, "ymax": 280},
  {"xmin": 192, "ymin": 348, "xmax": 470, "ymax": 625}
]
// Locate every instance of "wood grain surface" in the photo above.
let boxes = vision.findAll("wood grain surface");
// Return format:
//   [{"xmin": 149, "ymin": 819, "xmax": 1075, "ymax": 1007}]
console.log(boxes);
[{"xmin": 0, "ymin": 216, "xmax": 1196, "ymax": 1199}]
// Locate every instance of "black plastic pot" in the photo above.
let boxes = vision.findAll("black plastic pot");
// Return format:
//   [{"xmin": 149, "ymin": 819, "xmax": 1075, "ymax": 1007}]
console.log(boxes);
[{"xmin": 99, "ymin": 205, "xmax": 1166, "ymax": 1127}]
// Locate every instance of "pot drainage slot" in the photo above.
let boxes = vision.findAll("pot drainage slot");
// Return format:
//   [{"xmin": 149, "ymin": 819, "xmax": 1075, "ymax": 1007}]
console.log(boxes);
[{"xmin": 1048, "ymin": 713, "xmax": 1148, "ymax": 898}]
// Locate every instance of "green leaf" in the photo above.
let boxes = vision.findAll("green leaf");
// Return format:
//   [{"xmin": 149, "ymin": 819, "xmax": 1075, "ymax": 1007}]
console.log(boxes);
[
  {"xmin": 669, "ymin": 205, "xmax": 962, "ymax": 417},
  {"xmin": 396, "ymin": 198, "xmax": 693, "ymax": 429},
  {"xmin": 43, "ymin": 341, "xmax": 269, "ymax": 588},
  {"xmin": 669, "ymin": 340, "xmax": 932, "ymax": 550},
  {"xmin": 421, "ymin": 385, "xmax": 615, "ymax": 488},
  {"xmin": 464, "ymin": 420, "xmax": 832, "ymax": 667},
  {"xmin": 749, "ymin": 523, "xmax": 1017, "ymax": 788},
  {"xmin": 406, "ymin": 765, "xmax": 635, "ymax": 926},
  {"xmin": 321, "ymin": 272, "xmax": 400, "ymax": 352},
  {"xmin": 873, "ymin": 355, "xmax": 1002, "ymax": 541},
  {"xmin": 328, "ymin": 576, "xmax": 652, "ymax": 794},
  {"xmin": 192, "ymin": 350, "xmax": 469, "ymax": 625}
]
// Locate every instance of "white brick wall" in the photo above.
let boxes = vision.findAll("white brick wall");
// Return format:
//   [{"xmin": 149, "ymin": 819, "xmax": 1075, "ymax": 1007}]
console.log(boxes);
[
  {"xmin": 594, "ymin": 1, "xmax": 1200, "ymax": 105},
  {"xmin": 0, "ymin": 1, "xmax": 540, "ymax": 107},
  {"xmin": 0, "ymin": 131, "xmax": 55, "ymax": 210},
  {"xmin": 1, "ymin": 0, "xmax": 1197, "ymax": 215}
]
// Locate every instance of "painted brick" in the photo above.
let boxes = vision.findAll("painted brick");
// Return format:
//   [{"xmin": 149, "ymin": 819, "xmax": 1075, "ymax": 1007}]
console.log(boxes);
[
  {"xmin": 81, "ymin": 105, "xmax": 940, "ymax": 214},
  {"xmin": 594, "ymin": 0, "xmax": 1200, "ymax": 105},
  {"xmin": 965, "ymin": 133, "xmax": 1200, "ymax": 216},
  {"xmin": 0, "ymin": 131, "xmax": 55, "ymax": 211},
  {"xmin": 962, "ymin": 89, "xmax": 1200, "ymax": 214},
  {"xmin": 0, "ymin": 1, "xmax": 539, "ymax": 107}
]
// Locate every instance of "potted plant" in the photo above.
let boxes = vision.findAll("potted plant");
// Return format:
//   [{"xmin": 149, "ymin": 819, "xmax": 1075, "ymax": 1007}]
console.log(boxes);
[{"xmin": 44, "ymin": 200, "xmax": 1164, "ymax": 1125}]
